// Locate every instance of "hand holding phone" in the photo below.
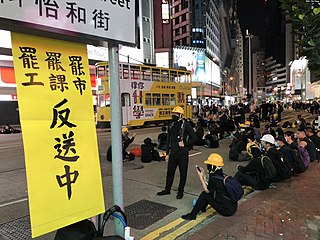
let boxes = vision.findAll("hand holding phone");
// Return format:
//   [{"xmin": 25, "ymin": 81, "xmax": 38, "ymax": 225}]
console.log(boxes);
[{"xmin": 195, "ymin": 165, "xmax": 201, "ymax": 172}]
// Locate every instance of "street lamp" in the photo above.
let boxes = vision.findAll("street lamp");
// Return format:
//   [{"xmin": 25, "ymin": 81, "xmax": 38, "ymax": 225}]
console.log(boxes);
[
  {"xmin": 245, "ymin": 29, "xmax": 253, "ymax": 95},
  {"xmin": 229, "ymin": 76, "xmax": 234, "ymax": 95}
]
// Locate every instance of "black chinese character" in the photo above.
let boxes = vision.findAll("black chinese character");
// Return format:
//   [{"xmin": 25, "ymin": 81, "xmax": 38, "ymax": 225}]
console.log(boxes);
[
  {"xmin": 0, "ymin": 0, "xmax": 22, "ymax": 7},
  {"xmin": 73, "ymin": 77, "xmax": 86, "ymax": 95},
  {"xmin": 56, "ymin": 165, "xmax": 79, "ymax": 200},
  {"xmin": 50, "ymin": 98, "xmax": 77, "ymax": 129},
  {"xmin": 69, "ymin": 56, "xmax": 85, "ymax": 75},
  {"xmin": 36, "ymin": 0, "xmax": 59, "ymax": 19},
  {"xmin": 54, "ymin": 131, "xmax": 79, "ymax": 162},
  {"xmin": 92, "ymin": 9, "xmax": 110, "ymax": 31},
  {"xmin": 66, "ymin": 2, "xmax": 86, "ymax": 24},
  {"xmin": 18, "ymin": 47, "xmax": 39, "ymax": 69},
  {"xmin": 22, "ymin": 73, "xmax": 44, "ymax": 86},
  {"xmin": 49, "ymin": 74, "xmax": 69, "ymax": 92},
  {"xmin": 45, "ymin": 52, "xmax": 66, "ymax": 71}
]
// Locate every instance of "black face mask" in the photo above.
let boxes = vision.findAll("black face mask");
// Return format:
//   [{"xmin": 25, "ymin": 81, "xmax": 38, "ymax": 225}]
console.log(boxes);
[
  {"xmin": 207, "ymin": 164, "xmax": 217, "ymax": 173},
  {"xmin": 172, "ymin": 115, "xmax": 179, "ymax": 122}
]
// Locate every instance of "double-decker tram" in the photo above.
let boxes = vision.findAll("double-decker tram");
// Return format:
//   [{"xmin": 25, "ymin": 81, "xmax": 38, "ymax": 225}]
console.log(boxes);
[{"xmin": 95, "ymin": 62, "xmax": 192, "ymax": 128}]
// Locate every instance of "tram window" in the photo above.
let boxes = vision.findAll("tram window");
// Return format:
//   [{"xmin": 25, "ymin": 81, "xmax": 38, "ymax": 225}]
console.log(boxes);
[
  {"xmin": 123, "ymin": 64, "xmax": 129, "ymax": 79},
  {"xmin": 142, "ymin": 67, "xmax": 151, "ymax": 81},
  {"xmin": 145, "ymin": 93, "xmax": 152, "ymax": 106},
  {"xmin": 131, "ymin": 65, "xmax": 141, "ymax": 80},
  {"xmin": 96, "ymin": 66, "xmax": 107, "ymax": 78},
  {"xmin": 170, "ymin": 94, "xmax": 176, "ymax": 105},
  {"xmin": 186, "ymin": 73, "xmax": 191, "ymax": 83},
  {"xmin": 100, "ymin": 93, "xmax": 110, "ymax": 107},
  {"xmin": 170, "ymin": 71, "xmax": 177, "ymax": 82},
  {"xmin": 178, "ymin": 72, "xmax": 186, "ymax": 83},
  {"xmin": 121, "ymin": 95, "xmax": 125, "ymax": 107},
  {"xmin": 152, "ymin": 69, "xmax": 161, "ymax": 81},
  {"xmin": 162, "ymin": 94, "xmax": 170, "ymax": 105},
  {"xmin": 152, "ymin": 93, "xmax": 161, "ymax": 106},
  {"xmin": 119, "ymin": 65, "xmax": 123, "ymax": 80},
  {"xmin": 161, "ymin": 70, "xmax": 169, "ymax": 82},
  {"xmin": 186, "ymin": 94, "xmax": 192, "ymax": 105}
]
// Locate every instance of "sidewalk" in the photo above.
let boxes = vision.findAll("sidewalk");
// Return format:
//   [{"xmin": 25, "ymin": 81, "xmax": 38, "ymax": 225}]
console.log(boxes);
[{"xmin": 182, "ymin": 161, "xmax": 320, "ymax": 240}]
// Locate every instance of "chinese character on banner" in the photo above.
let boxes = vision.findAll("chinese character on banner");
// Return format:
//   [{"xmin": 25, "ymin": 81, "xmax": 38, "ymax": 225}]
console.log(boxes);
[
  {"xmin": 11, "ymin": 32, "xmax": 105, "ymax": 238},
  {"xmin": 45, "ymin": 52, "xmax": 66, "ymax": 71}
]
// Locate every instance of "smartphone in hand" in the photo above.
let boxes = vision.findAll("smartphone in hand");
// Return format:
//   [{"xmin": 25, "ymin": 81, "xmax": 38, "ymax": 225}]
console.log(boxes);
[{"xmin": 195, "ymin": 165, "xmax": 201, "ymax": 172}]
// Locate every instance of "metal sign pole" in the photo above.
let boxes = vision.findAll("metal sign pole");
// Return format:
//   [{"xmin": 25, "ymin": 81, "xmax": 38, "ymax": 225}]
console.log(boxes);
[{"xmin": 108, "ymin": 41, "xmax": 124, "ymax": 237}]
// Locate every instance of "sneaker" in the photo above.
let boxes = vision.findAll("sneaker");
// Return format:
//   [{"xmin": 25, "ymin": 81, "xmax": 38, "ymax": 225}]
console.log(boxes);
[
  {"xmin": 176, "ymin": 191, "xmax": 183, "ymax": 199},
  {"xmin": 157, "ymin": 190, "xmax": 170, "ymax": 196},
  {"xmin": 181, "ymin": 213, "xmax": 196, "ymax": 220}
]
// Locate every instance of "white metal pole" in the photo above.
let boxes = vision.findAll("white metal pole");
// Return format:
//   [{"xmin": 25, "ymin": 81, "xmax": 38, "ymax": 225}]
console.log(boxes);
[
  {"xmin": 108, "ymin": 41, "xmax": 124, "ymax": 237},
  {"xmin": 247, "ymin": 29, "xmax": 252, "ymax": 95}
]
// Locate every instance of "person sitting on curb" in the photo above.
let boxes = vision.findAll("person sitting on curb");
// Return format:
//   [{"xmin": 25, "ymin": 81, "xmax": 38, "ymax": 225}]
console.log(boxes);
[
  {"xmin": 296, "ymin": 128, "xmax": 317, "ymax": 162},
  {"xmin": 181, "ymin": 153, "xmax": 237, "ymax": 220},
  {"xmin": 157, "ymin": 126, "xmax": 168, "ymax": 150},
  {"xmin": 261, "ymin": 134, "xmax": 292, "ymax": 181},
  {"xmin": 234, "ymin": 154, "xmax": 272, "ymax": 190},
  {"xmin": 305, "ymin": 127, "xmax": 320, "ymax": 161},
  {"xmin": 294, "ymin": 115, "xmax": 307, "ymax": 129},
  {"xmin": 107, "ymin": 127, "xmax": 136, "ymax": 162},
  {"xmin": 246, "ymin": 133, "xmax": 262, "ymax": 159},
  {"xmin": 141, "ymin": 137, "xmax": 161, "ymax": 163}
]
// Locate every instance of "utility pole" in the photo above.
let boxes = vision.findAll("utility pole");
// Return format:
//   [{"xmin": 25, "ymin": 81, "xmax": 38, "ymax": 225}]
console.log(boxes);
[{"xmin": 245, "ymin": 29, "xmax": 253, "ymax": 95}]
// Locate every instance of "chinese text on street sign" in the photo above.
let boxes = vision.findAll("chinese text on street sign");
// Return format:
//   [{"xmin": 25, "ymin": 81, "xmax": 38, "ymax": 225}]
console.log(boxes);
[{"xmin": 1, "ymin": 0, "xmax": 135, "ymax": 44}]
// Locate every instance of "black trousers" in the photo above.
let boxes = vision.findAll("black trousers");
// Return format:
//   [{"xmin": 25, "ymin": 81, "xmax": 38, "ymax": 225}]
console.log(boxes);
[
  {"xmin": 190, "ymin": 191, "xmax": 237, "ymax": 217},
  {"xmin": 234, "ymin": 171, "xmax": 271, "ymax": 190},
  {"xmin": 165, "ymin": 148, "xmax": 189, "ymax": 193},
  {"xmin": 234, "ymin": 171, "xmax": 259, "ymax": 189}
]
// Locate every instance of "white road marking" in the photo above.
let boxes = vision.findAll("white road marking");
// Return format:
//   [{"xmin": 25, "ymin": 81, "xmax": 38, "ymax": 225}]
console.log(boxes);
[
  {"xmin": 189, "ymin": 152, "xmax": 202, "ymax": 157},
  {"xmin": 0, "ymin": 198, "xmax": 28, "ymax": 208}
]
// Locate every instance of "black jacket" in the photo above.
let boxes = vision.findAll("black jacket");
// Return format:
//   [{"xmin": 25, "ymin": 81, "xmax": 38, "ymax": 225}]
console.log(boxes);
[
  {"xmin": 301, "ymin": 137, "xmax": 317, "ymax": 162},
  {"xmin": 166, "ymin": 119, "xmax": 196, "ymax": 154}
]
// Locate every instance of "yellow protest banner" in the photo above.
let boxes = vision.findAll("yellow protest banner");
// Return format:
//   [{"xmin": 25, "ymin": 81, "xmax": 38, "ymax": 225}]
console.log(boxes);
[{"xmin": 11, "ymin": 32, "xmax": 105, "ymax": 238}]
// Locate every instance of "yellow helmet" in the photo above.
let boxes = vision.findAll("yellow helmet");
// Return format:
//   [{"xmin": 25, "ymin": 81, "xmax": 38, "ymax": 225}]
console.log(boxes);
[
  {"xmin": 204, "ymin": 153, "xmax": 224, "ymax": 166},
  {"xmin": 240, "ymin": 123, "xmax": 246, "ymax": 128},
  {"xmin": 122, "ymin": 127, "xmax": 128, "ymax": 133},
  {"xmin": 245, "ymin": 121, "xmax": 251, "ymax": 125},
  {"xmin": 172, "ymin": 106, "xmax": 184, "ymax": 115}
]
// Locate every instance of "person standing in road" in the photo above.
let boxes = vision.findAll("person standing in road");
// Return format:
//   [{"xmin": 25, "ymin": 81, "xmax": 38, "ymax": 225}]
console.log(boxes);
[
  {"xmin": 181, "ymin": 153, "xmax": 237, "ymax": 220},
  {"xmin": 157, "ymin": 106, "xmax": 196, "ymax": 199}
]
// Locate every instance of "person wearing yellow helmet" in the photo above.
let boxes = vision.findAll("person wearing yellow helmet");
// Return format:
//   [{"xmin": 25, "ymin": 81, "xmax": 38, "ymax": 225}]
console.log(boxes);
[
  {"xmin": 121, "ymin": 127, "xmax": 129, "ymax": 134},
  {"xmin": 181, "ymin": 153, "xmax": 237, "ymax": 220},
  {"xmin": 157, "ymin": 106, "xmax": 196, "ymax": 199}
]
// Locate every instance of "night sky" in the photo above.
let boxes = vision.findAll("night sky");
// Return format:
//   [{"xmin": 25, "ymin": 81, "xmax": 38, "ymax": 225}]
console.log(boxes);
[
  {"xmin": 237, "ymin": 0, "xmax": 265, "ymax": 40},
  {"xmin": 237, "ymin": 0, "xmax": 285, "ymax": 65}
]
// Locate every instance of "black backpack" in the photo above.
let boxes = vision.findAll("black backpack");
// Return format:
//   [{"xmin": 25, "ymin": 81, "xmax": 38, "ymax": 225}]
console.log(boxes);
[
  {"xmin": 278, "ymin": 155, "xmax": 293, "ymax": 180},
  {"xmin": 213, "ymin": 174, "xmax": 244, "ymax": 202},
  {"xmin": 229, "ymin": 140, "xmax": 241, "ymax": 161},
  {"xmin": 260, "ymin": 155, "xmax": 278, "ymax": 181},
  {"xmin": 290, "ymin": 148, "xmax": 306, "ymax": 174},
  {"xmin": 54, "ymin": 206, "xmax": 126, "ymax": 240}
]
